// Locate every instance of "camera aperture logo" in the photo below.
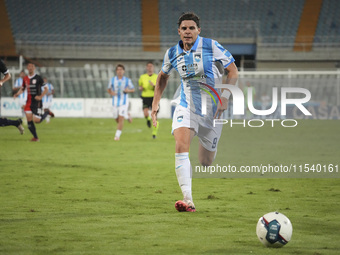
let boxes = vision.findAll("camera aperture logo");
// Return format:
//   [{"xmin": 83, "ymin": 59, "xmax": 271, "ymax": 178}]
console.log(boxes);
[
  {"xmin": 199, "ymin": 82, "xmax": 222, "ymax": 113},
  {"xmin": 200, "ymin": 84, "xmax": 312, "ymax": 128}
]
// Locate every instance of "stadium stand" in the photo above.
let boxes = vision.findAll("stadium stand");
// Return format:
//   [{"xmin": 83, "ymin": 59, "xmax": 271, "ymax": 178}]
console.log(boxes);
[
  {"xmin": 158, "ymin": 0, "xmax": 305, "ymax": 45},
  {"xmin": 314, "ymin": 0, "xmax": 340, "ymax": 44},
  {"xmin": 3, "ymin": 0, "xmax": 339, "ymax": 62},
  {"xmin": 4, "ymin": 0, "xmax": 142, "ymax": 45},
  {"xmin": 1, "ymin": 0, "xmax": 339, "ymax": 103},
  {"xmin": 3, "ymin": 0, "xmax": 321, "ymax": 47}
]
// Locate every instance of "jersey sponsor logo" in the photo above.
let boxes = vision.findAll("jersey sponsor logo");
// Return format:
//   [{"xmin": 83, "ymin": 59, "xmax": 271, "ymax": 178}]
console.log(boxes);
[{"xmin": 182, "ymin": 63, "xmax": 198, "ymax": 72}]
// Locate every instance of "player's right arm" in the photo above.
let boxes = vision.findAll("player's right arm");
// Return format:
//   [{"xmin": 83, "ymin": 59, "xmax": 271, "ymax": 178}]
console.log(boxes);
[
  {"xmin": 0, "ymin": 60, "xmax": 11, "ymax": 87},
  {"xmin": 107, "ymin": 79, "xmax": 117, "ymax": 96},
  {"xmin": 14, "ymin": 78, "xmax": 25, "ymax": 98},
  {"xmin": 151, "ymin": 70, "xmax": 169, "ymax": 127},
  {"xmin": 138, "ymin": 75, "xmax": 143, "ymax": 91},
  {"xmin": 14, "ymin": 87, "xmax": 23, "ymax": 98},
  {"xmin": 107, "ymin": 88, "xmax": 116, "ymax": 96}
]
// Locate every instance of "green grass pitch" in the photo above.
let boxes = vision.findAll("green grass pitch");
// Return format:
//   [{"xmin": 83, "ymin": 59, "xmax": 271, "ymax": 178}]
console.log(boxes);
[{"xmin": 0, "ymin": 118, "xmax": 339, "ymax": 254}]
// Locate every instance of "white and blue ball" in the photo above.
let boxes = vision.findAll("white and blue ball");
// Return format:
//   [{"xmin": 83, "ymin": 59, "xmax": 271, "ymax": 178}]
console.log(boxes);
[{"xmin": 256, "ymin": 211, "xmax": 293, "ymax": 248}]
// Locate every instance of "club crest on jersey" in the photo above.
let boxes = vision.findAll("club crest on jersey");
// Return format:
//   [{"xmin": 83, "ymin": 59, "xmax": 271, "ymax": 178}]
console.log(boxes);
[
  {"xmin": 194, "ymin": 53, "xmax": 201, "ymax": 62},
  {"xmin": 32, "ymin": 79, "xmax": 36, "ymax": 84},
  {"xmin": 177, "ymin": 115, "xmax": 183, "ymax": 122}
]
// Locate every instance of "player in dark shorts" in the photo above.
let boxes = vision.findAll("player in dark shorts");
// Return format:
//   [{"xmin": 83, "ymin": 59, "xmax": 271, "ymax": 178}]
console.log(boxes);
[{"xmin": 14, "ymin": 62, "xmax": 53, "ymax": 141}]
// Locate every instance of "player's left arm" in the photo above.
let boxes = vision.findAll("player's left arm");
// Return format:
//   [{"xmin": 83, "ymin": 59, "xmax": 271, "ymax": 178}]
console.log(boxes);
[
  {"xmin": 124, "ymin": 79, "xmax": 135, "ymax": 93},
  {"xmin": 50, "ymin": 84, "xmax": 55, "ymax": 96},
  {"xmin": 214, "ymin": 62, "xmax": 238, "ymax": 119},
  {"xmin": 35, "ymin": 80, "xmax": 48, "ymax": 101},
  {"xmin": 151, "ymin": 71, "xmax": 169, "ymax": 126},
  {"xmin": 212, "ymin": 41, "xmax": 238, "ymax": 119},
  {"xmin": 138, "ymin": 76, "xmax": 144, "ymax": 91}
]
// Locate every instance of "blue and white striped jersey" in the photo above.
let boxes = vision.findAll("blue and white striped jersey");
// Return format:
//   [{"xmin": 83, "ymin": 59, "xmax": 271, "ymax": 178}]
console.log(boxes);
[
  {"xmin": 108, "ymin": 76, "xmax": 134, "ymax": 107},
  {"xmin": 42, "ymin": 83, "xmax": 54, "ymax": 104},
  {"xmin": 162, "ymin": 35, "xmax": 235, "ymax": 115},
  {"xmin": 14, "ymin": 77, "xmax": 27, "ymax": 100}
]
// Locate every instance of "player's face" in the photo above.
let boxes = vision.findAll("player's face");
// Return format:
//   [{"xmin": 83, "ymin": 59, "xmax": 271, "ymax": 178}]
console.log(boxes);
[
  {"xmin": 146, "ymin": 63, "xmax": 154, "ymax": 74},
  {"xmin": 178, "ymin": 20, "xmax": 201, "ymax": 50},
  {"xmin": 20, "ymin": 72, "xmax": 25, "ymax": 78},
  {"xmin": 116, "ymin": 67, "xmax": 125, "ymax": 77},
  {"xmin": 27, "ymin": 63, "xmax": 35, "ymax": 74}
]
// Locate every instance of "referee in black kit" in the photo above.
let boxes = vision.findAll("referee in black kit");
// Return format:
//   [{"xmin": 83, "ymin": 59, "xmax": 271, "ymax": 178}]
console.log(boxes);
[{"xmin": 0, "ymin": 58, "xmax": 24, "ymax": 134}]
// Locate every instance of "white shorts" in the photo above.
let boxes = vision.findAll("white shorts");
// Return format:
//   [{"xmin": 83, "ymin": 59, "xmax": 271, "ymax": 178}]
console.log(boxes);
[
  {"xmin": 113, "ymin": 104, "xmax": 128, "ymax": 119},
  {"xmin": 18, "ymin": 98, "xmax": 26, "ymax": 107},
  {"xmin": 172, "ymin": 105, "xmax": 223, "ymax": 152},
  {"xmin": 43, "ymin": 101, "xmax": 52, "ymax": 109}
]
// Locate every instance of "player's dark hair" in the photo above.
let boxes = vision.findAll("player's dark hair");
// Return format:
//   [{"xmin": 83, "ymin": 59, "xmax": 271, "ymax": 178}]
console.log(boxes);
[
  {"xmin": 146, "ymin": 61, "xmax": 153, "ymax": 65},
  {"xmin": 177, "ymin": 12, "xmax": 200, "ymax": 28},
  {"xmin": 116, "ymin": 64, "xmax": 125, "ymax": 71}
]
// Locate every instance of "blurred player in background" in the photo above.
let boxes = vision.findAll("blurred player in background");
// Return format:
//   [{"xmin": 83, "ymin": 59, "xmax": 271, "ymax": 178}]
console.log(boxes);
[
  {"xmin": 42, "ymin": 77, "xmax": 55, "ymax": 123},
  {"xmin": 151, "ymin": 12, "xmax": 238, "ymax": 212},
  {"xmin": 107, "ymin": 64, "xmax": 135, "ymax": 141},
  {"xmin": 13, "ymin": 70, "xmax": 27, "ymax": 123},
  {"xmin": 138, "ymin": 61, "xmax": 159, "ymax": 138},
  {"xmin": 14, "ymin": 63, "xmax": 51, "ymax": 141},
  {"xmin": 0, "ymin": 59, "xmax": 24, "ymax": 134}
]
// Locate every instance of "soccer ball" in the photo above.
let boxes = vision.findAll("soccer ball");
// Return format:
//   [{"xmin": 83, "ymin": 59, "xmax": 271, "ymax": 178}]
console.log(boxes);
[{"xmin": 256, "ymin": 211, "xmax": 293, "ymax": 248}]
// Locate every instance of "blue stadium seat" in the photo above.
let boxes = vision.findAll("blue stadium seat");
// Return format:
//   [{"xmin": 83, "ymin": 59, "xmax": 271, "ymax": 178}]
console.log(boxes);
[
  {"xmin": 5, "ymin": 0, "xmax": 142, "ymax": 45},
  {"xmin": 314, "ymin": 0, "xmax": 340, "ymax": 44}
]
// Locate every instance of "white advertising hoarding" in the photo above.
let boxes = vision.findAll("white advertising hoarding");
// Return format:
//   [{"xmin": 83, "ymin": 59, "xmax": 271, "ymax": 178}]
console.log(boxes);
[{"xmin": 1, "ymin": 98, "xmax": 171, "ymax": 118}]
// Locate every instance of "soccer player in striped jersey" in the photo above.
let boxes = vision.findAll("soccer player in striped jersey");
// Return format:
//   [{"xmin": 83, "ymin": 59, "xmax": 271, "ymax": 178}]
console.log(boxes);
[
  {"xmin": 13, "ymin": 70, "xmax": 27, "ymax": 120},
  {"xmin": 42, "ymin": 77, "xmax": 55, "ymax": 123},
  {"xmin": 151, "ymin": 12, "xmax": 238, "ymax": 212},
  {"xmin": 107, "ymin": 64, "xmax": 135, "ymax": 141}
]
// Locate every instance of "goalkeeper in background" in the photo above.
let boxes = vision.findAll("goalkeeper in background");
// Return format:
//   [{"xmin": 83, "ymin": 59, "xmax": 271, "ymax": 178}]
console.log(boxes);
[{"xmin": 139, "ymin": 61, "xmax": 159, "ymax": 139}]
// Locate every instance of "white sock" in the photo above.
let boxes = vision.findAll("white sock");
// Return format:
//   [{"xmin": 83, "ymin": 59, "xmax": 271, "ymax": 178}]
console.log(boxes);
[
  {"xmin": 175, "ymin": 152, "xmax": 193, "ymax": 202},
  {"xmin": 115, "ymin": 129, "xmax": 122, "ymax": 138}
]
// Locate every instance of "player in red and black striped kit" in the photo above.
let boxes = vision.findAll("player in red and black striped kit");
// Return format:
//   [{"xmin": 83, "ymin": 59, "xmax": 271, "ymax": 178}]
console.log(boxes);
[{"xmin": 14, "ymin": 62, "xmax": 53, "ymax": 141}]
